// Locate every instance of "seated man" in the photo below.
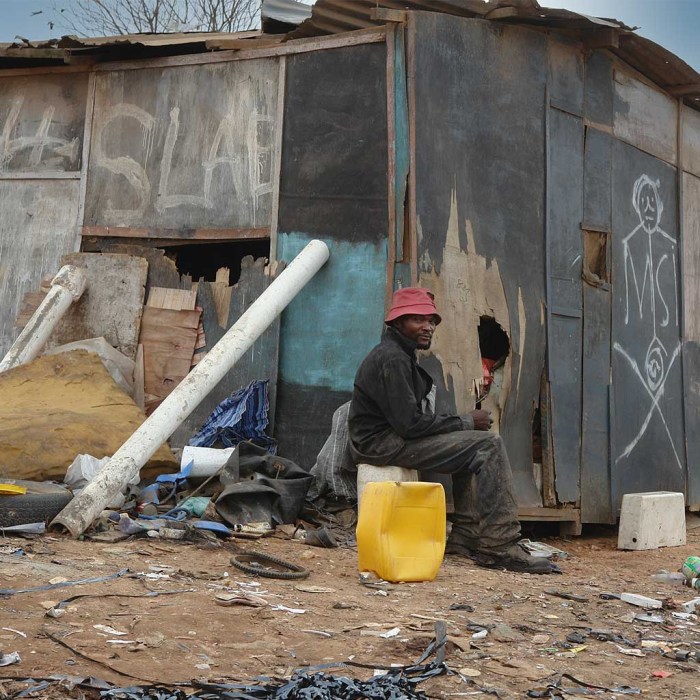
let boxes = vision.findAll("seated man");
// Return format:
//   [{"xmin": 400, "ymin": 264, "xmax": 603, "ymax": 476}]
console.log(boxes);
[{"xmin": 348, "ymin": 287, "xmax": 552, "ymax": 575}]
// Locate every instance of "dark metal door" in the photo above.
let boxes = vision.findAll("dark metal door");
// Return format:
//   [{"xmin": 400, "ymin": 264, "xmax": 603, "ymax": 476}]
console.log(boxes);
[{"xmin": 610, "ymin": 141, "xmax": 686, "ymax": 509}]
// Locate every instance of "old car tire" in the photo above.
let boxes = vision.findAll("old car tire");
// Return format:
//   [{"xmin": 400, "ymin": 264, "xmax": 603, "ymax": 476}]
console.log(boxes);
[{"xmin": 0, "ymin": 480, "xmax": 73, "ymax": 528}]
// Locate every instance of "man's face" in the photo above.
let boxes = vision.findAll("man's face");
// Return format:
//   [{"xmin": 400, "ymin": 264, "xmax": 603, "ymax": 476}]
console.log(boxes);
[{"xmin": 394, "ymin": 314, "xmax": 438, "ymax": 349}]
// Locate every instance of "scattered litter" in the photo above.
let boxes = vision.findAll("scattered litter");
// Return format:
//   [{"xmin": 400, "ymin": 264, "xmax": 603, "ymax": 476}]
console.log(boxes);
[
  {"xmin": 532, "ymin": 634, "xmax": 550, "ymax": 644},
  {"xmin": 269, "ymin": 605, "xmax": 306, "ymax": 614},
  {"xmin": 527, "ymin": 673, "xmax": 641, "ymax": 697},
  {"xmin": 565, "ymin": 631, "xmax": 587, "ymax": 645},
  {"xmin": 459, "ymin": 667, "xmax": 482, "ymax": 677},
  {"xmin": 94, "ymin": 624, "xmax": 127, "ymax": 636},
  {"xmin": 683, "ymin": 597, "xmax": 700, "ymax": 613},
  {"xmin": 449, "ymin": 603, "xmax": 475, "ymax": 611},
  {"xmin": 544, "ymin": 589, "xmax": 588, "ymax": 603},
  {"xmin": 0, "ymin": 522, "xmax": 45, "ymax": 535},
  {"xmin": 294, "ymin": 585, "xmax": 336, "ymax": 594},
  {"xmin": 619, "ymin": 593, "xmax": 663, "ymax": 609},
  {"xmin": 230, "ymin": 552, "xmax": 310, "ymax": 580},
  {"xmin": 301, "ymin": 630, "xmax": 333, "ymax": 638},
  {"xmin": 214, "ymin": 592, "xmax": 269, "ymax": 608},
  {"xmin": 672, "ymin": 611, "xmax": 696, "ymax": 621},
  {"xmin": 0, "ymin": 568, "xmax": 128, "ymax": 597},
  {"xmin": 485, "ymin": 658, "xmax": 553, "ymax": 680},
  {"xmin": 0, "ymin": 545, "xmax": 24, "ymax": 555},
  {"xmin": 0, "ymin": 652, "xmax": 21, "ymax": 666},
  {"xmin": 651, "ymin": 670, "xmax": 673, "ymax": 678},
  {"xmin": 471, "ymin": 629, "xmax": 488, "ymax": 640},
  {"xmin": 634, "ymin": 612, "xmax": 665, "ymax": 624},
  {"xmin": 333, "ymin": 602, "xmax": 358, "ymax": 610},
  {"xmin": 520, "ymin": 540, "xmax": 568, "ymax": 559},
  {"xmin": 617, "ymin": 646, "xmax": 645, "ymax": 657},
  {"xmin": 380, "ymin": 627, "xmax": 401, "ymax": 639},
  {"xmin": 359, "ymin": 572, "xmax": 394, "ymax": 590}
]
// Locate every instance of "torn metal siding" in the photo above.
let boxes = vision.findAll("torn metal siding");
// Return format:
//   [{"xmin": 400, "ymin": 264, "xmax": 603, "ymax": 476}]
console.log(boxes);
[{"xmin": 412, "ymin": 14, "xmax": 547, "ymax": 508}]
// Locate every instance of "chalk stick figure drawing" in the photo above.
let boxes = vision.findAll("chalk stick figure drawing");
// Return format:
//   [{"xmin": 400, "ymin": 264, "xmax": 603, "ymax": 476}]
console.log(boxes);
[{"xmin": 613, "ymin": 174, "xmax": 682, "ymax": 469}]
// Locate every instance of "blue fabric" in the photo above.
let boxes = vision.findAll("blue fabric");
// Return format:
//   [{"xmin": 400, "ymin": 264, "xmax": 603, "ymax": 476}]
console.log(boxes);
[{"xmin": 189, "ymin": 380, "xmax": 276, "ymax": 453}]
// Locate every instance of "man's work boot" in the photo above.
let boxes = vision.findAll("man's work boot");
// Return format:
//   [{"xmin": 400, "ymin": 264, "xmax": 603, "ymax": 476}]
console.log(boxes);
[
  {"xmin": 444, "ymin": 537, "xmax": 479, "ymax": 560},
  {"xmin": 474, "ymin": 541, "xmax": 553, "ymax": 574}
]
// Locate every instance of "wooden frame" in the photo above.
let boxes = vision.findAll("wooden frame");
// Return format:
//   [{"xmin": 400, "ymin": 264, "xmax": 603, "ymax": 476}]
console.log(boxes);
[
  {"xmin": 268, "ymin": 56, "xmax": 287, "ymax": 265},
  {"xmin": 406, "ymin": 12, "xmax": 418, "ymax": 284},
  {"xmin": 81, "ymin": 226, "xmax": 270, "ymax": 240},
  {"xmin": 385, "ymin": 25, "xmax": 397, "ymax": 312}
]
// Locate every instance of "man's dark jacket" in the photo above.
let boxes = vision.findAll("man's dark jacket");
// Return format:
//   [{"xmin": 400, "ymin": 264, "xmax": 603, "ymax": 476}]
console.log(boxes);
[{"xmin": 348, "ymin": 326, "xmax": 472, "ymax": 464}]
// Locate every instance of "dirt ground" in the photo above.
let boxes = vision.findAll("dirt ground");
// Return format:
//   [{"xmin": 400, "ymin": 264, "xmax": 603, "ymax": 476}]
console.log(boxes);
[{"xmin": 2, "ymin": 523, "xmax": 700, "ymax": 699}]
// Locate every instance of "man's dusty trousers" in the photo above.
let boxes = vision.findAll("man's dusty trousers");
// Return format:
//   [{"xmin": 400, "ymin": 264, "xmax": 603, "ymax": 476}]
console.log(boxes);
[{"xmin": 389, "ymin": 431, "xmax": 521, "ymax": 551}]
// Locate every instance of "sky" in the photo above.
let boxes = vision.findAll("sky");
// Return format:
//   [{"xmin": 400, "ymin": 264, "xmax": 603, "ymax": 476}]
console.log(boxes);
[{"xmin": 0, "ymin": 0, "xmax": 698, "ymax": 71}]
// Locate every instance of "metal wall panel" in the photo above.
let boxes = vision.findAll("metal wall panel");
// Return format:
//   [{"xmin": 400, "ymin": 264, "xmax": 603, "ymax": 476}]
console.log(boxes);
[
  {"xmin": 581, "ymin": 128, "xmax": 613, "ymax": 523},
  {"xmin": 611, "ymin": 140, "xmax": 685, "ymax": 508},
  {"xmin": 548, "ymin": 38, "xmax": 583, "ymax": 116},
  {"xmin": 412, "ymin": 13, "xmax": 547, "ymax": 506},
  {"xmin": 682, "ymin": 171, "xmax": 700, "ymax": 505},
  {"xmin": 275, "ymin": 43, "xmax": 389, "ymax": 467},
  {"xmin": 584, "ymin": 52, "xmax": 613, "ymax": 128},
  {"xmin": 547, "ymin": 107, "xmax": 583, "ymax": 504}
]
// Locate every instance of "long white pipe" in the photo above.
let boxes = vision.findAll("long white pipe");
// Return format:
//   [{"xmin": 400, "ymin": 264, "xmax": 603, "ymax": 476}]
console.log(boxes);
[
  {"xmin": 0, "ymin": 265, "xmax": 87, "ymax": 373},
  {"xmin": 52, "ymin": 239, "xmax": 330, "ymax": 537}
]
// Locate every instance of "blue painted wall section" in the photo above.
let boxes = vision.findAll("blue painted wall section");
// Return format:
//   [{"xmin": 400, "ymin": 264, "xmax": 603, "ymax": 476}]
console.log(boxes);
[{"xmin": 277, "ymin": 232, "xmax": 388, "ymax": 392}]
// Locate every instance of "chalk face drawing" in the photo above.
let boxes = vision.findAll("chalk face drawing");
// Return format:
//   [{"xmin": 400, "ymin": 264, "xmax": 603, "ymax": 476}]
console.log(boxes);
[{"xmin": 614, "ymin": 174, "xmax": 682, "ymax": 469}]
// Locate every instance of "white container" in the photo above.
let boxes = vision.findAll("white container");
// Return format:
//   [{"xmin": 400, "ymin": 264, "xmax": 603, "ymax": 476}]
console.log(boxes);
[
  {"xmin": 181, "ymin": 445, "xmax": 236, "ymax": 478},
  {"xmin": 618, "ymin": 491, "xmax": 686, "ymax": 550},
  {"xmin": 356, "ymin": 463, "xmax": 419, "ymax": 504}
]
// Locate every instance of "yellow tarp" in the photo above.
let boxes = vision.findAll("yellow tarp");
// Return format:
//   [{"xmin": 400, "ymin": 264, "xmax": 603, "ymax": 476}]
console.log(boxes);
[{"xmin": 0, "ymin": 350, "xmax": 178, "ymax": 481}]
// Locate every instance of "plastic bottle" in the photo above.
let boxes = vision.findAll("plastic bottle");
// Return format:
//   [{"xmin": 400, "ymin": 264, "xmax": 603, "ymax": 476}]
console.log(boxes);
[
  {"xmin": 651, "ymin": 570, "xmax": 688, "ymax": 586},
  {"xmin": 682, "ymin": 556, "xmax": 700, "ymax": 580},
  {"xmin": 356, "ymin": 481, "xmax": 446, "ymax": 583}
]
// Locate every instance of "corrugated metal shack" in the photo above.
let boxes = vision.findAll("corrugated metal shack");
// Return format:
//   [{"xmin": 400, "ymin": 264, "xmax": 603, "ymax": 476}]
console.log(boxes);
[{"xmin": 2, "ymin": 0, "xmax": 700, "ymax": 530}]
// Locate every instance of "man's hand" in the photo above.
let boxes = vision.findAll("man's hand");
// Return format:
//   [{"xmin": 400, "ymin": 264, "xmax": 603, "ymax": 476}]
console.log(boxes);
[{"xmin": 471, "ymin": 409, "xmax": 493, "ymax": 431}]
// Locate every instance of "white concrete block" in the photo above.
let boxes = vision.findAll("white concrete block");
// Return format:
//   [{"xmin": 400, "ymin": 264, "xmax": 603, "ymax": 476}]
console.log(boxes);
[
  {"xmin": 356, "ymin": 464, "xmax": 419, "ymax": 504},
  {"xmin": 618, "ymin": 491, "xmax": 686, "ymax": 550}
]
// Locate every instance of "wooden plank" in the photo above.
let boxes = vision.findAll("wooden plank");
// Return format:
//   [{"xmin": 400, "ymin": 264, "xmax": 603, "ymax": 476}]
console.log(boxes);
[
  {"xmin": 50, "ymin": 252, "xmax": 148, "ymax": 360},
  {"xmin": 76, "ymin": 71, "xmax": 96, "ymax": 235},
  {"xmin": 210, "ymin": 267, "xmax": 233, "ymax": 328},
  {"xmin": 548, "ymin": 37, "xmax": 584, "ymax": 117},
  {"xmin": 613, "ymin": 69, "xmax": 678, "ymax": 165},
  {"xmin": 682, "ymin": 104, "xmax": 700, "ymax": 178},
  {"xmin": 407, "ymin": 12, "xmax": 418, "ymax": 284},
  {"xmin": 268, "ymin": 56, "xmax": 286, "ymax": 265},
  {"xmin": 581, "ymin": 28, "xmax": 619, "ymax": 50},
  {"xmin": 386, "ymin": 24, "xmax": 397, "ymax": 312},
  {"xmin": 0, "ymin": 72, "xmax": 89, "ymax": 173},
  {"xmin": 518, "ymin": 507, "xmax": 580, "ymax": 521},
  {"xmin": 134, "ymin": 343, "xmax": 145, "ymax": 411},
  {"xmin": 94, "ymin": 27, "xmax": 387, "ymax": 73},
  {"xmin": 0, "ymin": 180, "xmax": 80, "ymax": 359},
  {"xmin": 169, "ymin": 256, "xmax": 280, "ymax": 448},
  {"xmin": 669, "ymin": 83, "xmax": 700, "ymax": 98},
  {"xmin": 81, "ymin": 226, "xmax": 270, "ymax": 240},
  {"xmin": 139, "ymin": 306, "xmax": 200, "ymax": 414},
  {"xmin": 147, "ymin": 286, "xmax": 197, "ymax": 310},
  {"xmin": 371, "ymin": 7, "xmax": 407, "ymax": 23},
  {"xmin": 0, "ymin": 171, "xmax": 80, "ymax": 180}
]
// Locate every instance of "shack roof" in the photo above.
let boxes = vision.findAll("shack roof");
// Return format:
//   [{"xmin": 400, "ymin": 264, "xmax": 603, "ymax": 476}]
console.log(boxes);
[{"xmin": 1, "ymin": 0, "xmax": 698, "ymax": 109}]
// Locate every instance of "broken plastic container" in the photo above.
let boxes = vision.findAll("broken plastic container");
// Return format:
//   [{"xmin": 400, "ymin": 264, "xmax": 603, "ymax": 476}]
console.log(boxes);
[{"xmin": 356, "ymin": 481, "xmax": 446, "ymax": 583}]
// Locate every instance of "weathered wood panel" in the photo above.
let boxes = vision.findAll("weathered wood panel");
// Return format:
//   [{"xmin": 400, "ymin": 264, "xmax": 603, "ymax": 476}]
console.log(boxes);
[
  {"xmin": 547, "ymin": 107, "xmax": 584, "ymax": 505},
  {"xmin": 613, "ymin": 70, "xmax": 678, "ymax": 165},
  {"xmin": 548, "ymin": 38, "xmax": 583, "ymax": 116},
  {"xmin": 611, "ymin": 141, "xmax": 685, "ymax": 509},
  {"xmin": 412, "ymin": 13, "xmax": 546, "ymax": 506},
  {"xmin": 681, "ymin": 104, "xmax": 700, "ymax": 179},
  {"xmin": 49, "ymin": 253, "xmax": 148, "ymax": 360},
  {"xmin": 170, "ymin": 257, "xmax": 281, "ymax": 449},
  {"xmin": 0, "ymin": 180, "xmax": 80, "ymax": 359},
  {"xmin": 683, "ymin": 171, "xmax": 700, "ymax": 505},
  {"xmin": 85, "ymin": 59, "xmax": 279, "ymax": 231},
  {"xmin": 0, "ymin": 73, "xmax": 88, "ymax": 173}
]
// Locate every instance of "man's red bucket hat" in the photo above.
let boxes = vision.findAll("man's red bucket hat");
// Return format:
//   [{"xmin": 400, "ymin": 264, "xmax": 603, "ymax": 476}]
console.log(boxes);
[{"xmin": 385, "ymin": 287, "xmax": 442, "ymax": 325}]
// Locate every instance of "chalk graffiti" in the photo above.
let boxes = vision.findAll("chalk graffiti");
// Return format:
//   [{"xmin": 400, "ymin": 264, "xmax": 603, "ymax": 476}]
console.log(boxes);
[
  {"xmin": 614, "ymin": 174, "xmax": 682, "ymax": 468},
  {"xmin": 0, "ymin": 95, "xmax": 80, "ymax": 170},
  {"xmin": 94, "ymin": 98, "xmax": 274, "ymax": 225}
]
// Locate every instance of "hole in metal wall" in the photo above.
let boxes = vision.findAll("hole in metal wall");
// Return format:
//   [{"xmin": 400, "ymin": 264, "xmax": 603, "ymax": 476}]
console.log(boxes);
[
  {"xmin": 476, "ymin": 316, "xmax": 510, "ymax": 405},
  {"xmin": 583, "ymin": 230, "xmax": 609, "ymax": 287}
]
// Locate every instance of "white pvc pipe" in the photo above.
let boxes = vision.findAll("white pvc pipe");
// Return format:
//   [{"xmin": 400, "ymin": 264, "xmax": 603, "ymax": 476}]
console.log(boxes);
[
  {"xmin": 0, "ymin": 265, "xmax": 87, "ymax": 373},
  {"xmin": 52, "ymin": 239, "xmax": 330, "ymax": 537}
]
